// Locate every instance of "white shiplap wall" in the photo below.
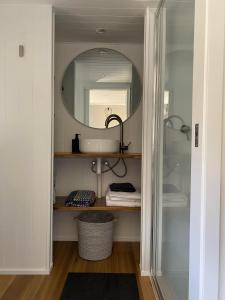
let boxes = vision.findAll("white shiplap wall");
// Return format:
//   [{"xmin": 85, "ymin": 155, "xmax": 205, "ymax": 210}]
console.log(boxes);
[
  {"xmin": 54, "ymin": 42, "xmax": 143, "ymax": 241},
  {"xmin": 0, "ymin": 5, "xmax": 53, "ymax": 274}
]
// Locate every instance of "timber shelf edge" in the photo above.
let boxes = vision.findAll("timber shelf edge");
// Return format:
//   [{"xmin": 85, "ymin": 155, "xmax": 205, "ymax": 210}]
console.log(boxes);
[
  {"xmin": 54, "ymin": 152, "xmax": 142, "ymax": 159},
  {"xmin": 54, "ymin": 196, "xmax": 141, "ymax": 212}
]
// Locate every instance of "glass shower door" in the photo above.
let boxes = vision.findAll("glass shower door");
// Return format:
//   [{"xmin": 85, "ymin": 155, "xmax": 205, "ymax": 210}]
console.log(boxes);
[{"xmin": 152, "ymin": 1, "xmax": 195, "ymax": 300}]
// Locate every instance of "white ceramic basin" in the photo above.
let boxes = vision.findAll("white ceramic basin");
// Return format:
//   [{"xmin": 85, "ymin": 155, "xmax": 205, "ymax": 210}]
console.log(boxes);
[{"xmin": 80, "ymin": 139, "xmax": 120, "ymax": 153}]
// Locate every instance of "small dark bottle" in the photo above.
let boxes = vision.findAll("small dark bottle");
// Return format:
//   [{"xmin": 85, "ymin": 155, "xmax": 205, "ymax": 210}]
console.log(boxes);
[{"xmin": 72, "ymin": 134, "xmax": 80, "ymax": 153}]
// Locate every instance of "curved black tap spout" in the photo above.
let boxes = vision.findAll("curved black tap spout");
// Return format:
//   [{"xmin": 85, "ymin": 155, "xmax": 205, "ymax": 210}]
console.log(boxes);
[{"xmin": 105, "ymin": 114, "xmax": 129, "ymax": 153}]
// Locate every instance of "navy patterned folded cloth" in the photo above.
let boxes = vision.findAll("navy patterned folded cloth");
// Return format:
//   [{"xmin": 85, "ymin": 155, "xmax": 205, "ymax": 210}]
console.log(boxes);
[{"xmin": 65, "ymin": 190, "xmax": 96, "ymax": 207}]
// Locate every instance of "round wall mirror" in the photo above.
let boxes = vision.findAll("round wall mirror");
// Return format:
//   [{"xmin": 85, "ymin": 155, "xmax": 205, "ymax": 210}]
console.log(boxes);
[{"xmin": 61, "ymin": 48, "xmax": 142, "ymax": 129}]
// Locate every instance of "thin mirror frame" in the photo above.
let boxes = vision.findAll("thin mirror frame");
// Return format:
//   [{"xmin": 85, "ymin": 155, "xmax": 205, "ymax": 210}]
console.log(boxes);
[{"xmin": 61, "ymin": 48, "xmax": 143, "ymax": 130}]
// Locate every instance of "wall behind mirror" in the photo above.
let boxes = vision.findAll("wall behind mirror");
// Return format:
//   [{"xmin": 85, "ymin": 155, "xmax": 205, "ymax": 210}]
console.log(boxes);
[
  {"xmin": 55, "ymin": 42, "xmax": 143, "ymax": 153},
  {"xmin": 62, "ymin": 48, "xmax": 142, "ymax": 129}
]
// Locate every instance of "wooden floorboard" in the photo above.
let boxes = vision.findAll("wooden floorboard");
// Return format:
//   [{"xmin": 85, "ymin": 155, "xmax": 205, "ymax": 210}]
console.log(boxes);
[{"xmin": 0, "ymin": 242, "xmax": 156, "ymax": 300}]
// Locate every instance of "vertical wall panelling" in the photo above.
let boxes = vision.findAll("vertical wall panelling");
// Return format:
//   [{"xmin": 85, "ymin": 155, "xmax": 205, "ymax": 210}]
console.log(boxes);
[
  {"xmin": 49, "ymin": 10, "xmax": 55, "ymax": 272},
  {"xmin": 0, "ymin": 5, "xmax": 53, "ymax": 274},
  {"xmin": 219, "ymin": 6, "xmax": 225, "ymax": 300}
]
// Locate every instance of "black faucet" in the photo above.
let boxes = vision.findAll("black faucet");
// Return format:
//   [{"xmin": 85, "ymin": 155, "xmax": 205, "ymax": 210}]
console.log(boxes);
[{"xmin": 105, "ymin": 114, "xmax": 130, "ymax": 153}]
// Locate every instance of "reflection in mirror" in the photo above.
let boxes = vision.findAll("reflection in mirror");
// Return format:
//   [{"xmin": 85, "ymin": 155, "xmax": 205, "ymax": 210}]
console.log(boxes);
[{"xmin": 62, "ymin": 48, "xmax": 142, "ymax": 129}]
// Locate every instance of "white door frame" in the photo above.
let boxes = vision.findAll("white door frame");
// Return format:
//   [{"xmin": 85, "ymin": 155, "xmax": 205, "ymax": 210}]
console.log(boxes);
[
  {"xmin": 189, "ymin": 0, "xmax": 225, "ymax": 299},
  {"xmin": 141, "ymin": 1, "xmax": 225, "ymax": 299},
  {"xmin": 141, "ymin": 7, "xmax": 156, "ymax": 276},
  {"xmin": 220, "ymin": 50, "xmax": 225, "ymax": 300}
]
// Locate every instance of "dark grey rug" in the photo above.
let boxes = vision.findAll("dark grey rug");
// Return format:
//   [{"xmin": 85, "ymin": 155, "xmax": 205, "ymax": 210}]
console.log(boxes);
[{"xmin": 60, "ymin": 272, "xmax": 140, "ymax": 300}]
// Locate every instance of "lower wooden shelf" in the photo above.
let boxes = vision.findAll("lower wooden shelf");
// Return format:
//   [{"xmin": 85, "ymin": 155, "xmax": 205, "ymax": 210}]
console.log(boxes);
[{"xmin": 54, "ymin": 196, "xmax": 141, "ymax": 212}]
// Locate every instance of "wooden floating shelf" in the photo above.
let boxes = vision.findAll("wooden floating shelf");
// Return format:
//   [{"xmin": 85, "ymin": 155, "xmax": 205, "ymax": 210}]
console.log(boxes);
[
  {"xmin": 54, "ymin": 152, "xmax": 142, "ymax": 159},
  {"xmin": 54, "ymin": 197, "xmax": 141, "ymax": 212}
]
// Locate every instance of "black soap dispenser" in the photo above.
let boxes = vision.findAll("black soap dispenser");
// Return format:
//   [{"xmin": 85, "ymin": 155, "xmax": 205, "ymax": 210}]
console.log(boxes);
[{"xmin": 72, "ymin": 134, "xmax": 80, "ymax": 153}]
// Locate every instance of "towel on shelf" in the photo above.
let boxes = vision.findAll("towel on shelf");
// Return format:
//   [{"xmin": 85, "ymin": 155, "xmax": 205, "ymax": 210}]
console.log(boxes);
[
  {"xmin": 106, "ymin": 186, "xmax": 141, "ymax": 207},
  {"xmin": 107, "ymin": 189, "xmax": 141, "ymax": 201},
  {"xmin": 109, "ymin": 183, "xmax": 136, "ymax": 192},
  {"xmin": 106, "ymin": 198, "xmax": 141, "ymax": 207},
  {"xmin": 65, "ymin": 190, "xmax": 96, "ymax": 207}
]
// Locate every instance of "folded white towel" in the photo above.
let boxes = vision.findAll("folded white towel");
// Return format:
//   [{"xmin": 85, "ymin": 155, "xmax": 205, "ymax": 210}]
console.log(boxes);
[
  {"xmin": 106, "ymin": 194, "xmax": 141, "ymax": 202},
  {"xmin": 106, "ymin": 189, "xmax": 141, "ymax": 201},
  {"xmin": 106, "ymin": 198, "xmax": 141, "ymax": 207},
  {"xmin": 109, "ymin": 196, "xmax": 140, "ymax": 202}
]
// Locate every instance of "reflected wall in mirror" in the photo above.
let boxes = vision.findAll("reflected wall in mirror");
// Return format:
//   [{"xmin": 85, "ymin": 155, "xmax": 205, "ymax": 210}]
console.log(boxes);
[{"xmin": 62, "ymin": 48, "xmax": 142, "ymax": 129}]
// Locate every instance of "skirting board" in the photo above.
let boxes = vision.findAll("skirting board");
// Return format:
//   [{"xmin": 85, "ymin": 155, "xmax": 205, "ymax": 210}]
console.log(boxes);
[
  {"xmin": 0, "ymin": 268, "xmax": 51, "ymax": 275},
  {"xmin": 54, "ymin": 235, "xmax": 140, "ymax": 242},
  {"xmin": 141, "ymin": 270, "xmax": 151, "ymax": 276}
]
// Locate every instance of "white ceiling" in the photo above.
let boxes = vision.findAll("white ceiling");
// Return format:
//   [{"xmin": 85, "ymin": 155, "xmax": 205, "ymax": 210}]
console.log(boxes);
[
  {"xmin": 53, "ymin": 0, "xmax": 158, "ymax": 43},
  {"xmin": 0, "ymin": 0, "xmax": 195, "ymax": 44},
  {"xmin": 55, "ymin": 13, "xmax": 145, "ymax": 43},
  {"xmin": 0, "ymin": 0, "xmax": 159, "ymax": 43}
]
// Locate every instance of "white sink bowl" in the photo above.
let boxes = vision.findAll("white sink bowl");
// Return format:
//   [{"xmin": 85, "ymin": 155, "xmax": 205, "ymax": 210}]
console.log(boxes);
[{"xmin": 80, "ymin": 139, "xmax": 120, "ymax": 153}]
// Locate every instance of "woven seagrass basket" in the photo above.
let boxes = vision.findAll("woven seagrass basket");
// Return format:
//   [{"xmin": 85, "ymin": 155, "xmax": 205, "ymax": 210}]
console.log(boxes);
[{"xmin": 77, "ymin": 212, "xmax": 114, "ymax": 261}]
